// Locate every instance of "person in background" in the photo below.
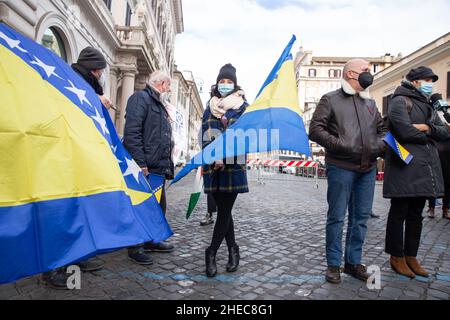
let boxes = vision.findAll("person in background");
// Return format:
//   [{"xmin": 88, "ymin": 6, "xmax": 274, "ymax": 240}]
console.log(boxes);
[
  {"xmin": 199, "ymin": 85, "xmax": 219, "ymax": 227},
  {"xmin": 428, "ymin": 123, "xmax": 450, "ymax": 220},
  {"xmin": 200, "ymin": 195, "xmax": 217, "ymax": 226}
]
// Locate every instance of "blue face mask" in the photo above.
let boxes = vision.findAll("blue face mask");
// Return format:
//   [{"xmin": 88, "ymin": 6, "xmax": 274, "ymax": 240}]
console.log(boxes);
[
  {"xmin": 218, "ymin": 83, "xmax": 235, "ymax": 97},
  {"xmin": 419, "ymin": 82, "xmax": 433, "ymax": 96}
]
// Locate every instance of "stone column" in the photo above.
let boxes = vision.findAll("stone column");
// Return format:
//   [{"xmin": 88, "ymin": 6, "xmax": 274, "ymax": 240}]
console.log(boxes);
[
  {"xmin": 108, "ymin": 67, "xmax": 119, "ymax": 123},
  {"xmin": 117, "ymin": 70, "xmax": 137, "ymax": 137}
]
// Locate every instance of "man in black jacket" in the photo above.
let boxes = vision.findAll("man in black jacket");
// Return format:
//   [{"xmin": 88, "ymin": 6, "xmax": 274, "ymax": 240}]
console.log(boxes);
[
  {"xmin": 309, "ymin": 59, "xmax": 387, "ymax": 284},
  {"xmin": 123, "ymin": 71, "xmax": 175, "ymax": 265}
]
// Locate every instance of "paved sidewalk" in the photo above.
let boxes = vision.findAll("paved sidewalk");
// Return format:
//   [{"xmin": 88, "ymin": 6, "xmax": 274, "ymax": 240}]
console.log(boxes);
[{"xmin": 1, "ymin": 172, "xmax": 449, "ymax": 300}]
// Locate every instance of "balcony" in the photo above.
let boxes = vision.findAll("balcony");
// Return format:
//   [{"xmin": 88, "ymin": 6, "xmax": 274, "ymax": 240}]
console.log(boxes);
[{"xmin": 116, "ymin": 25, "xmax": 158, "ymax": 74}]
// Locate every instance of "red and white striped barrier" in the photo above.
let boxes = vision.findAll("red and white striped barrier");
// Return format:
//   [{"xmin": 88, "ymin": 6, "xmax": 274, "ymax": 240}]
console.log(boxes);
[{"xmin": 247, "ymin": 160, "xmax": 318, "ymax": 168}]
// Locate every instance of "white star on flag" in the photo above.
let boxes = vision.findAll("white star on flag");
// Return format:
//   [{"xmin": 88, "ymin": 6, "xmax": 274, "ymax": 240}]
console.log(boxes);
[
  {"xmin": 111, "ymin": 145, "xmax": 122, "ymax": 163},
  {"xmin": 0, "ymin": 31, "xmax": 28, "ymax": 53},
  {"xmin": 91, "ymin": 107, "xmax": 110, "ymax": 135},
  {"xmin": 30, "ymin": 56, "xmax": 63, "ymax": 79},
  {"xmin": 123, "ymin": 158, "xmax": 142, "ymax": 183},
  {"xmin": 65, "ymin": 80, "xmax": 92, "ymax": 107}
]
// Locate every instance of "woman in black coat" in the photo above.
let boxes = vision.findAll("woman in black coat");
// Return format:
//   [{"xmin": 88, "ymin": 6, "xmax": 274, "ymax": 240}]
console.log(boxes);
[
  {"xmin": 436, "ymin": 125, "xmax": 450, "ymax": 219},
  {"xmin": 384, "ymin": 67, "xmax": 448, "ymax": 279}
]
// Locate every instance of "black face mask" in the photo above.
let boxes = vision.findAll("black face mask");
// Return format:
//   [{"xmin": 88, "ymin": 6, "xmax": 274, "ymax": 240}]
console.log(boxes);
[{"xmin": 357, "ymin": 72, "xmax": 374, "ymax": 89}]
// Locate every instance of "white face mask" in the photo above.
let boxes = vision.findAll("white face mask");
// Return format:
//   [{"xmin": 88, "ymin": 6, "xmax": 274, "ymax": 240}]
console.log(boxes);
[
  {"xmin": 160, "ymin": 92, "xmax": 171, "ymax": 103},
  {"xmin": 98, "ymin": 72, "xmax": 107, "ymax": 88}
]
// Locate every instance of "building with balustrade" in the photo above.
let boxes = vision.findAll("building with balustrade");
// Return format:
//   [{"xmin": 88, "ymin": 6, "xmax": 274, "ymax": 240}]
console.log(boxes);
[{"xmin": 0, "ymin": 0, "xmax": 184, "ymax": 135}]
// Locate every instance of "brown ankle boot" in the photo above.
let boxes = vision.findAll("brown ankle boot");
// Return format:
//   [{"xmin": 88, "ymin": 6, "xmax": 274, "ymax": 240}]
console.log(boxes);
[
  {"xmin": 405, "ymin": 256, "xmax": 429, "ymax": 277},
  {"xmin": 427, "ymin": 207, "xmax": 435, "ymax": 218},
  {"xmin": 390, "ymin": 256, "xmax": 415, "ymax": 278},
  {"xmin": 443, "ymin": 207, "xmax": 450, "ymax": 220}
]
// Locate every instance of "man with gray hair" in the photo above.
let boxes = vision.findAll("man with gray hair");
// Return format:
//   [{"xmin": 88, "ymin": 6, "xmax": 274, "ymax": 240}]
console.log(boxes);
[
  {"xmin": 123, "ymin": 70, "xmax": 175, "ymax": 265},
  {"xmin": 309, "ymin": 59, "xmax": 387, "ymax": 284}
]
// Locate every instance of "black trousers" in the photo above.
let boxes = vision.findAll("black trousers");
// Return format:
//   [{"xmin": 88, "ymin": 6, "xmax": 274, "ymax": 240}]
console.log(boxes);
[
  {"xmin": 207, "ymin": 194, "xmax": 217, "ymax": 214},
  {"xmin": 210, "ymin": 193, "xmax": 238, "ymax": 252},
  {"xmin": 160, "ymin": 180, "xmax": 167, "ymax": 216},
  {"xmin": 129, "ymin": 180, "xmax": 167, "ymax": 252},
  {"xmin": 385, "ymin": 197, "xmax": 426, "ymax": 257}
]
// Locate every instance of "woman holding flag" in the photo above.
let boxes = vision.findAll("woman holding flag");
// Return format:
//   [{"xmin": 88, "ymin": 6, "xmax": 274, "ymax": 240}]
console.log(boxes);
[{"xmin": 201, "ymin": 64, "xmax": 249, "ymax": 278}]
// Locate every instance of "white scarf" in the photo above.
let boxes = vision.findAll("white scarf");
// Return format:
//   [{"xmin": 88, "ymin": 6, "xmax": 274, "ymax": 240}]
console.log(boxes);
[
  {"xmin": 209, "ymin": 90, "xmax": 245, "ymax": 119},
  {"xmin": 341, "ymin": 79, "xmax": 371, "ymax": 100}
]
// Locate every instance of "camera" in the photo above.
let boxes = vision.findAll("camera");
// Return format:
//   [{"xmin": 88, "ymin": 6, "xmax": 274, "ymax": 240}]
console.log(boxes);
[{"xmin": 431, "ymin": 93, "xmax": 450, "ymax": 123}]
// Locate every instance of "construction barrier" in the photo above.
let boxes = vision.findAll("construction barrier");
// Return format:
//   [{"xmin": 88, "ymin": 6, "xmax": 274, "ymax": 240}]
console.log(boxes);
[
  {"xmin": 246, "ymin": 160, "xmax": 322, "ymax": 188},
  {"xmin": 247, "ymin": 160, "xmax": 318, "ymax": 168}
]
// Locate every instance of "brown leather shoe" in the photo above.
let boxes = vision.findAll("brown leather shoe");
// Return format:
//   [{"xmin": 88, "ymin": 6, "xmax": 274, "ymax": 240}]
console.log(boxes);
[
  {"xmin": 405, "ymin": 256, "xmax": 429, "ymax": 277},
  {"xmin": 390, "ymin": 256, "xmax": 415, "ymax": 278},
  {"xmin": 344, "ymin": 264, "xmax": 370, "ymax": 282},
  {"xmin": 326, "ymin": 266, "xmax": 341, "ymax": 284},
  {"xmin": 427, "ymin": 208, "xmax": 435, "ymax": 219},
  {"xmin": 443, "ymin": 207, "xmax": 450, "ymax": 220}
]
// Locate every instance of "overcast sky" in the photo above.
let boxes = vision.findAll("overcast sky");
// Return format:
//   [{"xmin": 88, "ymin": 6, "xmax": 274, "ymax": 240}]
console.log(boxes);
[{"xmin": 174, "ymin": 0, "xmax": 450, "ymax": 104}]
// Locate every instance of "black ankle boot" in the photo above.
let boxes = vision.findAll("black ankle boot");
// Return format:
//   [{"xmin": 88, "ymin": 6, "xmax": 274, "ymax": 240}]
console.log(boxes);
[
  {"xmin": 205, "ymin": 247, "xmax": 217, "ymax": 278},
  {"xmin": 226, "ymin": 244, "xmax": 240, "ymax": 273}
]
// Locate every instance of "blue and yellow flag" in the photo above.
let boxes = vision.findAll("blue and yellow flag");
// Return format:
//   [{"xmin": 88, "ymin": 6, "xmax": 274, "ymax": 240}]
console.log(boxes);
[
  {"xmin": 384, "ymin": 132, "xmax": 414, "ymax": 164},
  {"xmin": 172, "ymin": 35, "xmax": 310, "ymax": 184},
  {"xmin": 148, "ymin": 174, "xmax": 165, "ymax": 204},
  {"xmin": 0, "ymin": 23, "xmax": 172, "ymax": 284}
]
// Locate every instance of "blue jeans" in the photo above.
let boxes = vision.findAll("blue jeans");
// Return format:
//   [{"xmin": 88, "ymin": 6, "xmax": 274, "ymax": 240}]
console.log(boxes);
[{"xmin": 326, "ymin": 164, "xmax": 376, "ymax": 267}]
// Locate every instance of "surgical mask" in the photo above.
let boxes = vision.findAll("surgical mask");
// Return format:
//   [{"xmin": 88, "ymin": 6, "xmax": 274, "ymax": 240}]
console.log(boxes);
[
  {"xmin": 218, "ymin": 83, "xmax": 235, "ymax": 97},
  {"xmin": 419, "ymin": 82, "xmax": 433, "ymax": 96},
  {"xmin": 160, "ymin": 92, "xmax": 171, "ymax": 103},
  {"xmin": 99, "ymin": 72, "xmax": 106, "ymax": 88}
]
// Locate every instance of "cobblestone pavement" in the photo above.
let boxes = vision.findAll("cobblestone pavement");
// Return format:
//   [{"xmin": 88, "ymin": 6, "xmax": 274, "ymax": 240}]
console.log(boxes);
[{"xmin": 1, "ymin": 170, "xmax": 449, "ymax": 300}]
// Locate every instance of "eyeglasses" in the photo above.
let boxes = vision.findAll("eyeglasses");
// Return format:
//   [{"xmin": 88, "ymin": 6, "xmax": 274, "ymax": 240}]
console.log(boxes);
[{"xmin": 350, "ymin": 69, "xmax": 371, "ymax": 74}]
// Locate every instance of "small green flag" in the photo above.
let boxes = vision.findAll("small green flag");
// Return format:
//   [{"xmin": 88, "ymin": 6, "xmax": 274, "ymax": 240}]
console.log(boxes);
[{"xmin": 186, "ymin": 168, "xmax": 203, "ymax": 220}]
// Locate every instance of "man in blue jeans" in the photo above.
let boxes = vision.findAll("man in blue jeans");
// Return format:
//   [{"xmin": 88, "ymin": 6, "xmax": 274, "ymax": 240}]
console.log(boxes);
[{"xmin": 309, "ymin": 59, "xmax": 387, "ymax": 284}]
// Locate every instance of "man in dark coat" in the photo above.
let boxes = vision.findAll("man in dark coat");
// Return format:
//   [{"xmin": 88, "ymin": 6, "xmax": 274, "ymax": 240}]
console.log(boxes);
[
  {"xmin": 41, "ymin": 47, "xmax": 111, "ymax": 289},
  {"xmin": 436, "ymin": 125, "xmax": 450, "ymax": 219},
  {"xmin": 384, "ymin": 66, "xmax": 448, "ymax": 278},
  {"xmin": 309, "ymin": 59, "xmax": 387, "ymax": 284},
  {"xmin": 427, "ymin": 124, "xmax": 450, "ymax": 219},
  {"xmin": 72, "ymin": 47, "xmax": 111, "ymax": 109},
  {"xmin": 123, "ymin": 71, "xmax": 175, "ymax": 265}
]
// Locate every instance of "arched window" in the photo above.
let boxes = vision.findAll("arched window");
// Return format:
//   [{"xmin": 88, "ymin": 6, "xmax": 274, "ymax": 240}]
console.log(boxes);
[{"xmin": 41, "ymin": 27, "xmax": 67, "ymax": 62}]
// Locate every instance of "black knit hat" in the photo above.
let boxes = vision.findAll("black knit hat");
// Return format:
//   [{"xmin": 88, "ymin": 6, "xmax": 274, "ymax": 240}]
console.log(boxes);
[
  {"xmin": 77, "ymin": 47, "xmax": 107, "ymax": 70},
  {"xmin": 406, "ymin": 66, "xmax": 439, "ymax": 83},
  {"xmin": 216, "ymin": 63, "xmax": 237, "ymax": 85}
]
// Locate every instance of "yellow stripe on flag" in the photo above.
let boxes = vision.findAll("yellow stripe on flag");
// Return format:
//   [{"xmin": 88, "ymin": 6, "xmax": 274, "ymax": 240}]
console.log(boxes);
[
  {"xmin": 246, "ymin": 60, "xmax": 302, "ymax": 116},
  {"xmin": 0, "ymin": 44, "xmax": 149, "ymax": 207}
]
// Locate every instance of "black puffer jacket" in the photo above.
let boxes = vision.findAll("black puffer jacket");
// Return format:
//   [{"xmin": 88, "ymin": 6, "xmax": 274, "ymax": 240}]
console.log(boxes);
[
  {"xmin": 383, "ymin": 81, "xmax": 449, "ymax": 199},
  {"xmin": 436, "ymin": 125, "xmax": 450, "ymax": 189},
  {"xmin": 309, "ymin": 88, "xmax": 387, "ymax": 173},
  {"xmin": 123, "ymin": 85, "xmax": 174, "ymax": 179}
]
